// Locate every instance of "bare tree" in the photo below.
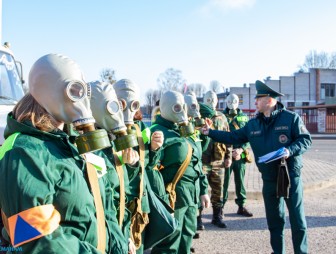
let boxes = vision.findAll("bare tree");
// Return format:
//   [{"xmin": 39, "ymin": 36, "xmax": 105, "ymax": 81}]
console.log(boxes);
[
  {"xmin": 298, "ymin": 50, "xmax": 336, "ymax": 72},
  {"xmin": 209, "ymin": 80, "xmax": 222, "ymax": 93},
  {"xmin": 187, "ymin": 83, "xmax": 206, "ymax": 98},
  {"xmin": 145, "ymin": 89, "xmax": 162, "ymax": 115},
  {"xmin": 157, "ymin": 68, "xmax": 186, "ymax": 93},
  {"xmin": 100, "ymin": 68, "xmax": 117, "ymax": 84}
]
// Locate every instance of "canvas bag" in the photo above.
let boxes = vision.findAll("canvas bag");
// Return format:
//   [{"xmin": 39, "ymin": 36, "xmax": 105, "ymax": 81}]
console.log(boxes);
[{"xmin": 143, "ymin": 172, "xmax": 179, "ymax": 250}]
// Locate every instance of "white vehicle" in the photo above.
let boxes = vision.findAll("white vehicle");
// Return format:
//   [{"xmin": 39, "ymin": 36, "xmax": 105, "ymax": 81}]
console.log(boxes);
[{"xmin": 0, "ymin": 43, "xmax": 25, "ymax": 145}]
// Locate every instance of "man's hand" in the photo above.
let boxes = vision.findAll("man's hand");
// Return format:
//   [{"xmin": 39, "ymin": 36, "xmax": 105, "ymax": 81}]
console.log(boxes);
[
  {"xmin": 151, "ymin": 131, "xmax": 164, "ymax": 151},
  {"xmin": 200, "ymin": 194, "xmax": 210, "ymax": 208},
  {"xmin": 128, "ymin": 238, "xmax": 136, "ymax": 254},
  {"xmin": 122, "ymin": 148, "xmax": 139, "ymax": 165},
  {"xmin": 201, "ymin": 118, "xmax": 213, "ymax": 135},
  {"xmin": 224, "ymin": 158, "xmax": 232, "ymax": 168},
  {"xmin": 284, "ymin": 148, "xmax": 290, "ymax": 159},
  {"xmin": 232, "ymin": 148, "xmax": 243, "ymax": 161}
]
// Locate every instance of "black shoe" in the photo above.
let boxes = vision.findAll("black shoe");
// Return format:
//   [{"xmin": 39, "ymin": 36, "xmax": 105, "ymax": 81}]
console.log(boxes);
[
  {"xmin": 237, "ymin": 206, "xmax": 253, "ymax": 217},
  {"xmin": 196, "ymin": 215, "xmax": 205, "ymax": 230},
  {"xmin": 211, "ymin": 217, "xmax": 227, "ymax": 228},
  {"xmin": 190, "ymin": 247, "xmax": 196, "ymax": 253},
  {"xmin": 211, "ymin": 207, "xmax": 227, "ymax": 228},
  {"xmin": 193, "ymin": 232, "xmax": 200, "ymax": 239}
]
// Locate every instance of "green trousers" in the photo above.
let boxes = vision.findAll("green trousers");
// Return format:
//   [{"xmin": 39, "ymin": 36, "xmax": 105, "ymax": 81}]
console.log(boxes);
[
  {"xmin": 151, "ymin": 204, "xmax": 197, "ymax": 254},
  {"xmin": 223, "ymin": 160, "xmax": 247, "ymax": 207},
  {"xmin": 262, "ymin": 177, "xmax": 308, "ymax": 254}
]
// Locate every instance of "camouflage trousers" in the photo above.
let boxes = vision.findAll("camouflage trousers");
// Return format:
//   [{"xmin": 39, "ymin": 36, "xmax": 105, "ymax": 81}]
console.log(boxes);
[{"xmin": 202, "ymin": 162, "xmax": 225, "ymax": 208}]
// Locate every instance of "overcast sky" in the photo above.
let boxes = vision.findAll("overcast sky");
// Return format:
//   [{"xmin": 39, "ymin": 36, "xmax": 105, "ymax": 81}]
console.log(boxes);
[{"xmin": 2, "ymin": 0, "xmax": 336, "ymax": 103}]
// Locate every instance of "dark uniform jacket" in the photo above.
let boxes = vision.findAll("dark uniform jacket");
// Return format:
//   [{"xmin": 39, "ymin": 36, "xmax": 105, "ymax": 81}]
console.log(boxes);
[{"xmin": 209, "ymin": 102, "xmax": 312, "ymax": 181}]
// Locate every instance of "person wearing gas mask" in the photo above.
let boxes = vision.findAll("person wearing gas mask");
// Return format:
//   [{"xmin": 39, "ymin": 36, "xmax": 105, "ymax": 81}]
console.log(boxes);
[
  {"xmin": 199, "ymin": 90, "xmax": 232, "ymax": 229},
  {"xmin": 0, "ymin": 54, "xmax": 119, "ymax": 253},
  {"xmin": 184, "ymin": 92, "xmax": 210, "ymax": 241},
  {"xmin": 222, "ymin": 93, "xmax": 253, "ymax": 217},
  {"xmin": 90, "ymin": 80, "xmax": 144, "ymax": 254},
  {"xmin": 114, "ymin": 79, "xmax": 164, "ymax": 254},
  {"xmin": 201, "ymin": 81, "xmax": 312, "ymax": 254},
  {"xmin": 150, "ymin": 90, "xmax": 209, "ymax": 254}
]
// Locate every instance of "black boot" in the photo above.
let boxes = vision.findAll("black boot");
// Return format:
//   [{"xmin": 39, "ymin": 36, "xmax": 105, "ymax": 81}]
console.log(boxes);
[
  {"xmin": 237, "ymin": 206, "xmax": 253, "ymax": 217},
  {"xmin": 211, "ymin": 206, "xmax": 227, "ymax": 228},
  {"xmin": 197, "ymin": 209, "xmax": 205, "ymax": 230}
]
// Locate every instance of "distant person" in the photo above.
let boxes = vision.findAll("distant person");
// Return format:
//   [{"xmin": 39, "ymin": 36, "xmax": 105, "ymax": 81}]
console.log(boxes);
[
  {"xmin": 201, "ymin": 80, "xmax": 312, "ymax": 254},
  {"xmin": 200, "ymin": 91, "xmax": 232, "ymax": 228},
  {"xmin": 222, "ymin": 93, "xmax": 253, "ymax": 217}
]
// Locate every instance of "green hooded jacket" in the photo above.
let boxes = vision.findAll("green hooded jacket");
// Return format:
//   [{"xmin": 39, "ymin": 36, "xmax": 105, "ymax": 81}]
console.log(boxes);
[{"xmin": 0, "ymin": 113, "xmax": 127, "ymax": 253}]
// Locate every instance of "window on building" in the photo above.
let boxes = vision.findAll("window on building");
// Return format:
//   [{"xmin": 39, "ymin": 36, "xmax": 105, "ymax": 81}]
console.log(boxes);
[
  {"xmin": 302, "ymin": 102, "xmax": 309, "ymax": 106},
  {"xmin": 321, "ymin": 83, "xmax": 335, "ymax": 99},
  {"xmin": 287, "ymin": 102, "xmax": 295, "ymax": 107},
  {"xmin": 238, "ymin": 94, "xmax": 243, "ymax": 105}
]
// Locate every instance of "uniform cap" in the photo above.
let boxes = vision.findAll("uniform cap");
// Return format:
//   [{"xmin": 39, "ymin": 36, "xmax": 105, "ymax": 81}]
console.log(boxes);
[{"xmin": 254, "ymin": 80, "xmax": 284, "ymax": 98}]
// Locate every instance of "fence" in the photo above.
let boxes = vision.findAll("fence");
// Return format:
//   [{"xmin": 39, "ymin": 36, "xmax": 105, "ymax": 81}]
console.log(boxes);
[{"xmin": 143, "ymin": 110, "xmax": 336, "ymax": 134}]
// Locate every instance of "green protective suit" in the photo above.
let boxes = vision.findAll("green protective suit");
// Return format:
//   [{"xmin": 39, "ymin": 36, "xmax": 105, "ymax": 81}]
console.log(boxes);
[
  {"xmin": 0, "ymin": 113, "xmax": 128, "ymax": 254},
  {"xmin": 150, "ymin": 115, "xmax": 202, "ymax": 254},
  {"xmin": 223, "ymin": 108, "xmax": 250, "ymax": 207},
  {"xmin": 125, "ymin": 120, "xmax": 162, "ymax": 253},
  {"xmin": 208, "ymin": 102, "xmax": 312, "ymax": 254}
]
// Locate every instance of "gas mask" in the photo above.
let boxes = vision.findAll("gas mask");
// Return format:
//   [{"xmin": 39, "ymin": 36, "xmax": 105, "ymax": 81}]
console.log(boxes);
[
  {"xmin": 29, "ymin": 54, "xmax": 110, "ymax": 154},
  {"xmin": 184, "ymin": 92, "xmax": 204, "ymax": 128},
  {"xmin": 226, "ymin": 93, "xmax": 239, "ymax": 116},
  {"xmin": 160, "ymin": 91, "xmax": 193, "ymax": 137},
  {"xmin": 113, "ymin": 79, "xmax": 141, "ymax": 136},
  {"xmin": 203, "ymin": 91, "xmax": 218, "ymax": 110},
  {"xmin": 90, "ymin": 81, "xmax": 138, "ymax": 151}
]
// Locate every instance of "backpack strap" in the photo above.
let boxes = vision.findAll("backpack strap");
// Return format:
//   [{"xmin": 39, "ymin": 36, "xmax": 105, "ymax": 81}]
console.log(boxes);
[
  {"xmin": 86, "ymin": 161, "xmax": 107, "ymax": 253},
  {"xmin": 113, "ymin": 150, "xmax": 126, "ymax": 228}
]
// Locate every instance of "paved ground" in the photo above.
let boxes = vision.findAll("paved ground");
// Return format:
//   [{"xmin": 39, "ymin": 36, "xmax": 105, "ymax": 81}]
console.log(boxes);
[
  {"xmin": 145, "ymin": 138, "xmax": 336, "ymax": 254},
  {"xmin": 192, "ymin": 138, "xmax": 336, "ymax": 254},
  {"xmin": 227, "ymin": 139, "xmax": 336, "ymax": 200}
]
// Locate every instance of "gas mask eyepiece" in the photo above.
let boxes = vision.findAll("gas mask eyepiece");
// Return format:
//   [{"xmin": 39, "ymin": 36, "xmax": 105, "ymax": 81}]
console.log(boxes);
[
  {"xmin": 89, "ymin": 81, "xmax": 138, "ymax": 152},
  {"xmin": 68, "ymin": 81, "xmax": 110, "ymax": 154}
]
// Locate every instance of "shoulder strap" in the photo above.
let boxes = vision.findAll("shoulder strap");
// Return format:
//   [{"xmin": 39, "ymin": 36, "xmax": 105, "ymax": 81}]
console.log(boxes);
[
  {"xmin": 113, "ymin": 150, "xmax": 126, "ymax": 228},
  {"xmin": 133, "ymin": 124, "xmax": 145, "ymax": 213},
  {"xmin": 232, "ymin": 120, "xmax": 240, "ymax": 130},
  {"xmin": 0, "ymin": 132, "xmax": 20, "ymax": 160},
  {"xmin": 166, "ymin": 143, "xmax": 192, "ymax": 208},
  {"xmin": 86, "ymin": 162, "xmax": 107, "ymax": 253},
  {"xmin": 172, "ymin": 142, "xmax": 192, "ymax": 186}
]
